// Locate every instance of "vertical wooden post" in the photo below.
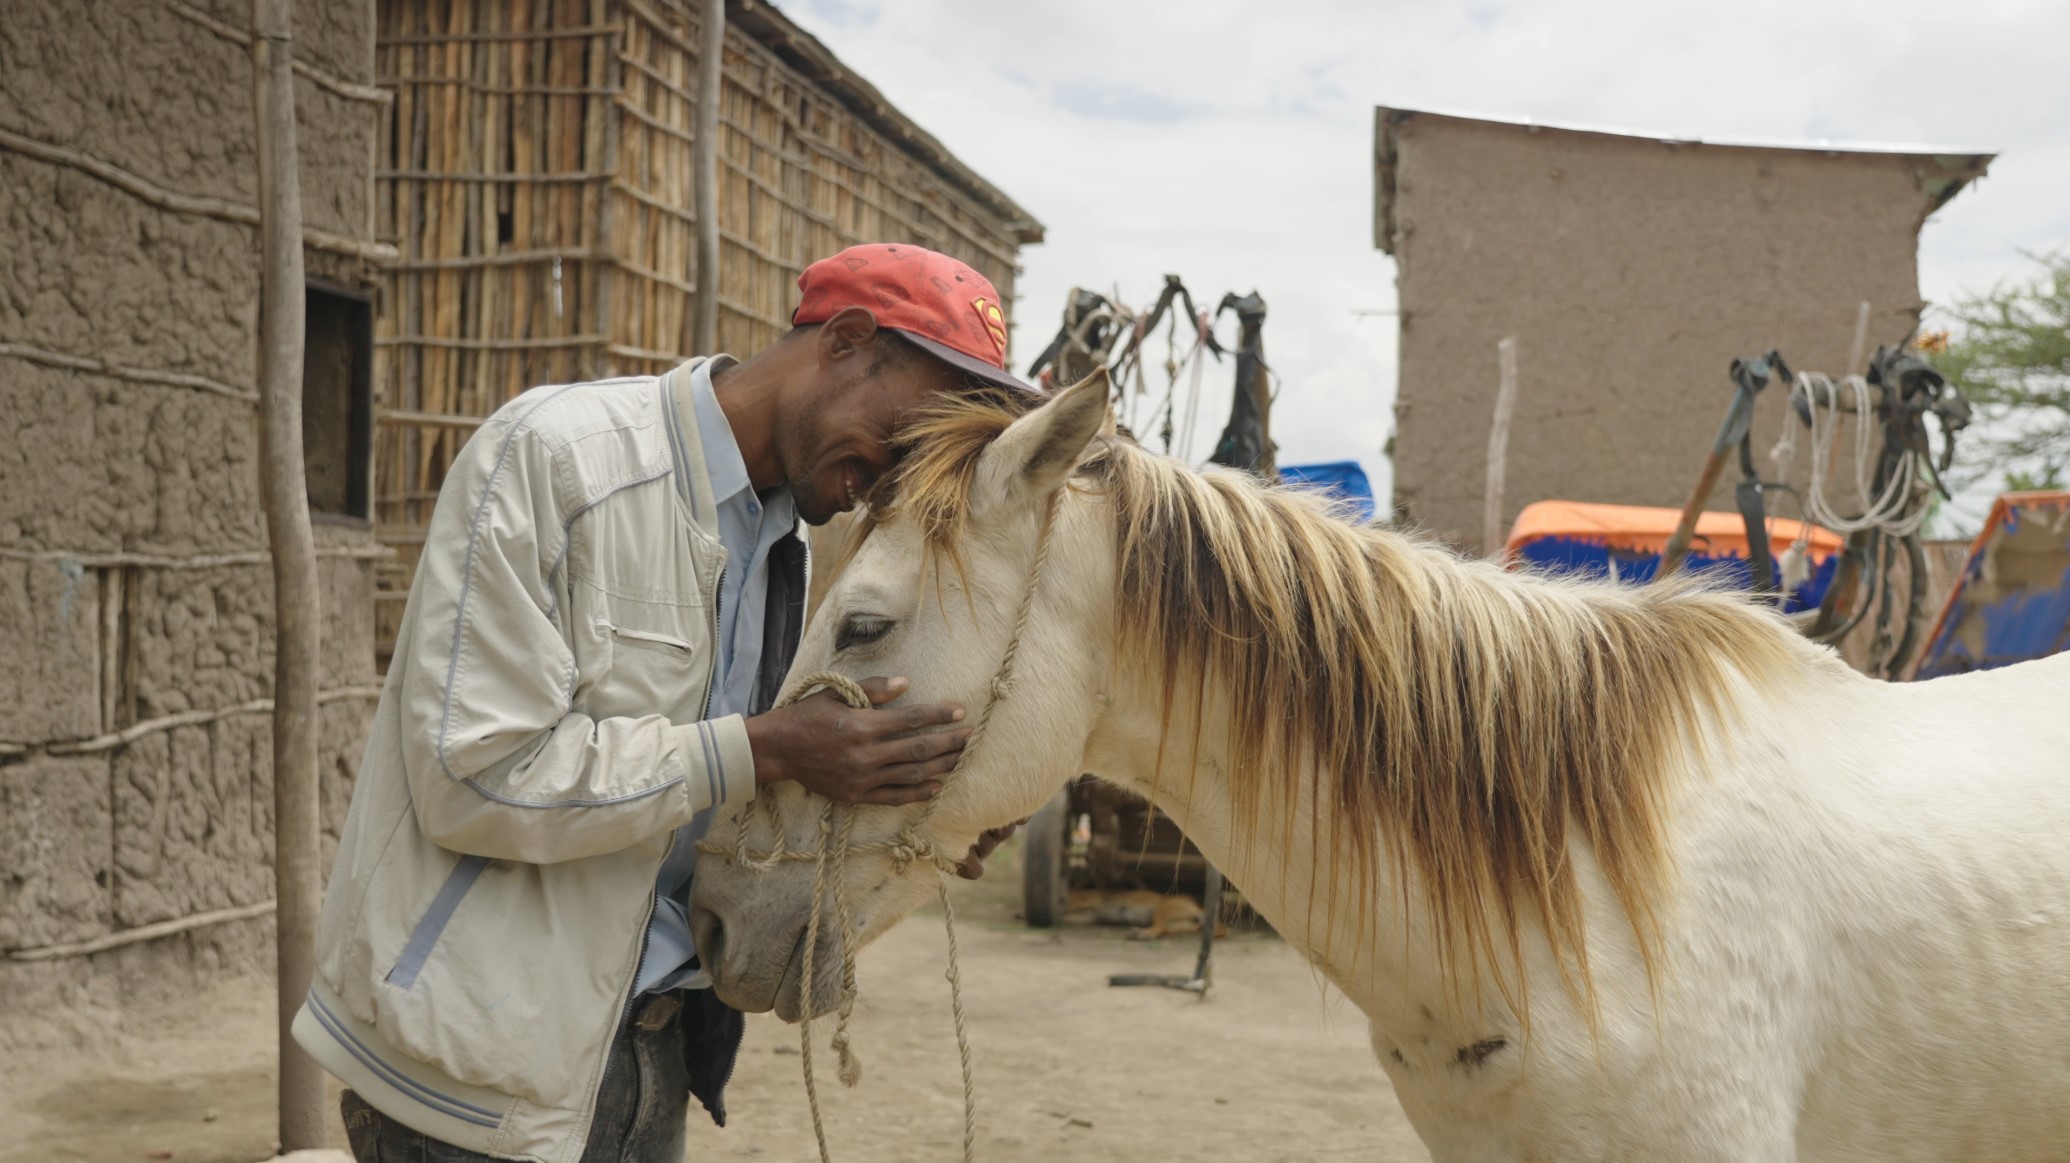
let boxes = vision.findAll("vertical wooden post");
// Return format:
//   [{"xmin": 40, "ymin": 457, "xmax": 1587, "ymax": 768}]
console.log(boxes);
[
  {"xmin": 1833, "ymin": 299, "xmax": 1873, "ymax": 511},
  {"xmin": 1483, "ymin": 336, "xmax": 1519, "ymax": 558},
  {"xmin": 251, "ymin": 0, "xmax": 325, "ymax": 1148},
  {"xmin": 690, "ymin": 0, "xmax": 724, "ymax": 354},
  {"xmin": 592, "ymin": 21, "xmax": 623, "ymax": 377},
  {"xmin": 1846, "ymin": 300, "xmax": 1871, "ymax": 375}
]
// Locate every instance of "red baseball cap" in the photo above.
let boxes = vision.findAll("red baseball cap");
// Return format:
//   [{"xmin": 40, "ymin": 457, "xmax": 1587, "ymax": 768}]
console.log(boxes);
[{"xmin": 792, "ymin": 243, "xmax": 1041, "ymax": 395}]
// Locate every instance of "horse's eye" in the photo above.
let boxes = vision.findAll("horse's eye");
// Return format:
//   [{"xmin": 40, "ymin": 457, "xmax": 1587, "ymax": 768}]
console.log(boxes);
[{"xmin": 836, "ymin": 615, "xmax": 896, "ymax": 652}]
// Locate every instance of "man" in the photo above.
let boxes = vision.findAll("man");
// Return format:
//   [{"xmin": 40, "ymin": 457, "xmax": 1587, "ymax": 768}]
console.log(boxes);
[{"xmin": 296, "ymin": 244, "xmax": 1043, "ymax": 1163}]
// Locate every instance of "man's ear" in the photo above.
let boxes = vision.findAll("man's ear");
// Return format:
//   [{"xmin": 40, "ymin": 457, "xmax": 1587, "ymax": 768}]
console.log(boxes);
[
  {"xmin": 975, "ymin": 369, "xmax": 1109, "ymax": 513},
  {"xmin": 815, "ymin": 305, "xmax": 881, "ymax": 364}
]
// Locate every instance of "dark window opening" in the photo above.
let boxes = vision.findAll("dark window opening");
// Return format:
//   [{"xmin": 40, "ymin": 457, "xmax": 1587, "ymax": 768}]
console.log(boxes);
[{"xmin": 304, "ymin": 284, "xmax": 374, "ymax": 519}]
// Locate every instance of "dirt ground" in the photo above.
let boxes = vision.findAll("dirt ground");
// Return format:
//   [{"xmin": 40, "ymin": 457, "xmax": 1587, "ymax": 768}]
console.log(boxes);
[{"xmin": 0, "ymin": 847, "xmax": 1430, "ymax": 1163}]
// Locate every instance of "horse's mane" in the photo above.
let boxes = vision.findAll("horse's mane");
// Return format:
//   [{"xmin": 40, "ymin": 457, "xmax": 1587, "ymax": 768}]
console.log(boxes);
[{"xmin": 870, "ymin": 389, "xmax": 1809, "ymax": 1016}]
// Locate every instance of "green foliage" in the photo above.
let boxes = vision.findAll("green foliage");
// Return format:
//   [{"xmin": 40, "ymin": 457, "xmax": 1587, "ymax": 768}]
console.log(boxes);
[
  {"xmin": 1932, "ymin": 251, "xmax": 2070, "ymax": 491},
  {"xmin": 2005, "ymin": 466, "xmax": 2066, "ymax": 492}
]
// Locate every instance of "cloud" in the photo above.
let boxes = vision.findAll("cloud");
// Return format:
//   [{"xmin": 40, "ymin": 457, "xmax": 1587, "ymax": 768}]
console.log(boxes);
[
  {"xmin": 1001, "ymin": 72, "xmax": 1204, "ymax": 124},
  {"xmin": 780, "ymin": 0, "xmax": 2070, "ymax": 514}
]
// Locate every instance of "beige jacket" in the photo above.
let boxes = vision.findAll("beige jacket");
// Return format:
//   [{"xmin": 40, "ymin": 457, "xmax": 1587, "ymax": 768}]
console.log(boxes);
[{"xmin": 293, "ymin": 360, "xmax": 759, "ymax": 1162}]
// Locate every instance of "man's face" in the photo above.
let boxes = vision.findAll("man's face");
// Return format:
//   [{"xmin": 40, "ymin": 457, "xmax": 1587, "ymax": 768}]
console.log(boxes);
[{"xmin": 778, "ymin": 339, "xmax": 962, "ymax": 526}]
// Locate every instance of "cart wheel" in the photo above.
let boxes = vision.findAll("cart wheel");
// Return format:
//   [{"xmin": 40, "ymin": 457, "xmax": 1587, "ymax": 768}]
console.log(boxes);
[{"xmin": 1021, "ymin": 787, "xmax": 1071, "ymax": 928}]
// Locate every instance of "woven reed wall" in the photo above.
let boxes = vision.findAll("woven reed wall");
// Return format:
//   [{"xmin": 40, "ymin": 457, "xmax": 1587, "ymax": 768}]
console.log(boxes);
[{"xmin": 371, "ymin": 0, "xmax": 1032, "ymax": 659}]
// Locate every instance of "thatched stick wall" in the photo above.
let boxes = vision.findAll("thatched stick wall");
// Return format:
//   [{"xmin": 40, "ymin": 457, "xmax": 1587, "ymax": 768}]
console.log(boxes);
[{"xmin": 370, "ymin": 0, "xmax": 1038, "ymax": 661}]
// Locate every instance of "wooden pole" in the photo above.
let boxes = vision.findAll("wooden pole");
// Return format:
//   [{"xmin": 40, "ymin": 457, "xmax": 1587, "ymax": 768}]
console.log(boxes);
[
  {"xmin": 1660, "ymin": 353, "xmax": 1779, "ymax": 580},
  {"xmin": 690, "ymin": 0, "xmax": 723, "ymax": 354},
  {"xmin": 250, "ymin": 0, "xmax": 326, "ymax": 1148},
  {"xmin": 1807, "ymin": 301, "xmax": 1877, "ymax": 646},
  {"xmin": 1483, "ymin": 336, "xmax": 1518, "ymax": 558},
  {"xmin": 1832, "ymin": 299, "xmax": 1872, "ymax": 498},
  {"xmin": 1656, "ymin": 418, "xmax": 1738, "ymax": 575},
  {"xmin": 1846, "ymin": 299, "xmax": 1871, "ymax": 375}
]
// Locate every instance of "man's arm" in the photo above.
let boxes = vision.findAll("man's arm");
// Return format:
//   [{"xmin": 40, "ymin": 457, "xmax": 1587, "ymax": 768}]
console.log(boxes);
[
  {"xmin": 394, "ymin": 408, "xmax": 976, "ymax": 864},
  {"xmin": 394, "ymin": 415, "xmax": 737, "ymax": 863}
]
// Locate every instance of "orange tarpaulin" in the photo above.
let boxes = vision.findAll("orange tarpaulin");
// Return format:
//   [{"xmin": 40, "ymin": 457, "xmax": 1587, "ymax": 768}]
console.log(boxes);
[{"xmin": 1505, "ymin": 500, "xmax": 1843, "ymax": 561}]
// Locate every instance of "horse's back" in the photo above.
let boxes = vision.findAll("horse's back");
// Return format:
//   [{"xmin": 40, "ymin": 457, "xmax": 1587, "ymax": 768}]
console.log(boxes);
[
  {"xmin": 1790, "ymin": 651, "xmax": 2070, "ymax": 1158},
  {"xmin": 1371, "ymin": 652, "xmax": 2070, "ymax": 1162}
]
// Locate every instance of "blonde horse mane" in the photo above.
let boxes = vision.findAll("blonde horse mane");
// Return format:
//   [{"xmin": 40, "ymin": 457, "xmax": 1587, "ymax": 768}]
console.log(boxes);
[{"xmin": 868, "ymin": 389, "xmax": 1806, "ymax": 1016}]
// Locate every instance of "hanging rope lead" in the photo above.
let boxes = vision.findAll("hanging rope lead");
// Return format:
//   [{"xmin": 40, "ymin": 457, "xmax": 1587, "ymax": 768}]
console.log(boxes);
[
  {"xmin": 1773, "ymin": 371, "xmax": 1936, "ymax": 539},
  {"xmin": 1769, "ymin": 344, "xmax": 1971, "ymax": 675}
]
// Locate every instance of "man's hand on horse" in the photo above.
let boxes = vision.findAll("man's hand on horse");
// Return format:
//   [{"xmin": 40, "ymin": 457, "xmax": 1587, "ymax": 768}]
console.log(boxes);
[{"xmin": 744, "ymin": 675, "xmax": 971, "ymax": 807}]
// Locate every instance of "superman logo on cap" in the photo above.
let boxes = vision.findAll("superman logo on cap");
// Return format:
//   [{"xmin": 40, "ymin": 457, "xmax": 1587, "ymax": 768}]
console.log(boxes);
[{"xmin": 971, "ymin": 296, "xmax": 1007, "ymax": 358}]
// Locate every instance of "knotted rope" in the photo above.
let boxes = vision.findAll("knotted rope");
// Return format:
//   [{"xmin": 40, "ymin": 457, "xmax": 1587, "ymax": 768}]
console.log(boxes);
[
  {"xmin": 1771, "ymin": 371, "xmax": 1934, "ymax": 540},
  {"xmin": 698, "ymin": 494, "xmax": 1061, "ymax": 1163}
]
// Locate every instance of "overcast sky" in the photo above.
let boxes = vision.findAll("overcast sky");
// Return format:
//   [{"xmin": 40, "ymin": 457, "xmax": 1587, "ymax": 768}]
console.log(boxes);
[{"xmin": 784, "ymin": 0, "xmax": 2070, "ymax": 524}]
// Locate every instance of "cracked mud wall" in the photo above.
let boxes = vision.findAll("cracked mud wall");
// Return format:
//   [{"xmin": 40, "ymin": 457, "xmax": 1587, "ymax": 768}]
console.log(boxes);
[
  {"xmin": 0, "ymin": 555, "xmax": 376, "ymax": 1056},
  {"xmin": 1384, "ymin": 115, "xmax": 1952, "ymax": 547},
  {"xmin": 1, "ymin": 0, "xmax": 380, "ymax": 1051},
  {"xmin": 0, "ymin": 0, "xmax": 375, "ymax": 243}
]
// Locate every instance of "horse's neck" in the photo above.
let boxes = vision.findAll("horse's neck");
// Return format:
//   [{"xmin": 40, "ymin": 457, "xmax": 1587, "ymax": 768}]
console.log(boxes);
[
  {"xmin": 1068, "ymin": 506, "xmax": 1848, "ymax": 1028},
  {"xmin": 1080, "ymin": 653, "xmax": 1832, "ymax": 1031},
  {"xmin": 1082, "ymin": 687, "xmax": 1413, "ymax": 1015}
]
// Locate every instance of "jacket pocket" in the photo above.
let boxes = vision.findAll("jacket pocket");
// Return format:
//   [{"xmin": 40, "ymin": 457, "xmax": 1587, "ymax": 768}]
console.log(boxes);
[
  {"xmin": 587, "ymin": 602, "xmax": 711, "ymax": 723},
  {"xmin": 370, "ymin": 840, "xmax": 658, "ymax": 1110},
  {"xmin": 604, "ymin": 623, "xmax": 699, "ymax": 655},
  {"xmin": 385, "ymin": 854, "xmax": 490, "ymax": 990}
]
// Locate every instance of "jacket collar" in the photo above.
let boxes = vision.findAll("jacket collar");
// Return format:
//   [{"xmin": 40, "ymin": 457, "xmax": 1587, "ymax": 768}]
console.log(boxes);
[
  {"xmin": 662, "ymin": 355, "xmax": 739, "ymax": 531},
  {"xmin": 690, "ymin": 371, "xmax": 753, "ymax": 511}
]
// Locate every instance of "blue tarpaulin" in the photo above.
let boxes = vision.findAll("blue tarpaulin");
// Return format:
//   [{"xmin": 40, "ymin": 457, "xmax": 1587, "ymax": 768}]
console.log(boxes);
[
  {"xmin": 1503, "ymin": 499, "xmax": 1843, "ymax": 615},
  {"xmin": 1912, "ymin": 492, "xmax": 2070, "ymax": 679},
  {"xmin": 1512, "ymin": 536, "xmax": 1840, "ymax": 615},
  {"xmin": 1278, "ymin": 460, "xmax": 1376, "ymax": 522}
]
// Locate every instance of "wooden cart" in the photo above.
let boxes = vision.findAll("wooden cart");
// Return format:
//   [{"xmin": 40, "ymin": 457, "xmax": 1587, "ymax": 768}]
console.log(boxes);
[{"xmin": 1020, "ymin": 775, "xmax": 1218, "ymax": 926}]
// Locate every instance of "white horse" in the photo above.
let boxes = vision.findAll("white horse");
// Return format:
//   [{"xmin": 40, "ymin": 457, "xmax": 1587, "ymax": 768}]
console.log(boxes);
[{"xmin": 691, "ymin": 373, "xmax": 2070, "ymax": 1161}]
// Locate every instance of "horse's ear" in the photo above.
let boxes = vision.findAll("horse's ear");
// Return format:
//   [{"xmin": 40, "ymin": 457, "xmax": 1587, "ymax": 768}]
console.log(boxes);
[
  {"xmin": 976, "ymin": 368, "xmax": 1109, "ymax": 512},
  {"xmin": 1097, "ymin": 396, "xmax": 1120, "ymax": 437}
]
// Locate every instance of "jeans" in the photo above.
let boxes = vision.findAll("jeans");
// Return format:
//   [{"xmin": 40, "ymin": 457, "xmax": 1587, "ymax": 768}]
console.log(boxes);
[{"xmin": 341, "ymin": 991, "xmax": 692, "ymax": 1163}]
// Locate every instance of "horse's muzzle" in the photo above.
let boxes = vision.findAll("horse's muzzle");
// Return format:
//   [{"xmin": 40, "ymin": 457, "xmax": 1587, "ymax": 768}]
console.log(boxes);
[{"xmin": 690, "ymin": 903, "xmax": 823, "ymax": 1022}]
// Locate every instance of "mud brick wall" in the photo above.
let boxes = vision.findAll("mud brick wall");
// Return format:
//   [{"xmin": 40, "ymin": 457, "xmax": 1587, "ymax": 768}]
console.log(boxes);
[
  {"xmin": 0, "ymin": 0, "xmax": 382, "ymax": 1053},
  {"xmin": 1376, "ymin": 111, "xmax": 1981, "ymax": 548},
  {"xmin": 0, "ymin": 0, "xmax": 374, "ymax": 243}
]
